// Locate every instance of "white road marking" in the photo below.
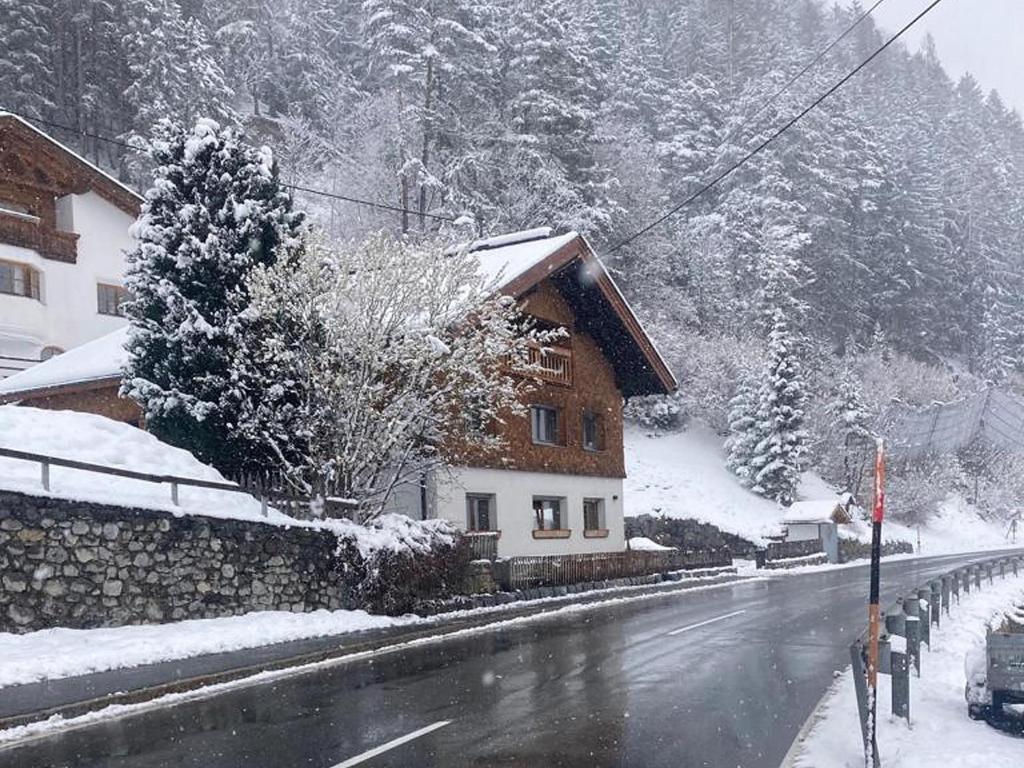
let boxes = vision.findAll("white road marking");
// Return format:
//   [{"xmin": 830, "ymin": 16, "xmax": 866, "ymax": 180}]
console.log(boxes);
[
  {"xmin": 667, "ymin": 609, "xmax": 747, "ymax": 636},
  {"xmin": 331, "ymin": 720, "xmax": 452, "ymax": 767}
]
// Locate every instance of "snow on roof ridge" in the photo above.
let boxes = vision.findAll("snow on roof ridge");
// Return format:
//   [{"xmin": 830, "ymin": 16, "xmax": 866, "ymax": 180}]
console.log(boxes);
[
  {"xmin": 0, "ymin": 112, "xmax": 143, "ymax": 203},
  {"xmin": 467, "ymin": 226, "xmax": 557, "ymax": 252}
]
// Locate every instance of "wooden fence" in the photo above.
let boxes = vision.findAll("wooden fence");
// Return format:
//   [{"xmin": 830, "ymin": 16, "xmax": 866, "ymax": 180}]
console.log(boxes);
[
  {"xmin": 464, "ymin": 532, "xmax": 500, "ymax": 560},
  {"xmin": 499, "ymin": 548, "xmax": 731, "ymax": 590}
]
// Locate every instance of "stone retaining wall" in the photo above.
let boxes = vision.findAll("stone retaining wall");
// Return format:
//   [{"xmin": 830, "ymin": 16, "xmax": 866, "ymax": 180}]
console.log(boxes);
[{"xmin": 0, "ymin": 490, "xmax": 339, "ymax": 634}]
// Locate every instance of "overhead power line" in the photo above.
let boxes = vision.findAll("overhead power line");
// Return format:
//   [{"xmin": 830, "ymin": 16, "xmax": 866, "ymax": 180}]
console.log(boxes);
[
  {"xmin": 0, "ymin": 109, "xmax": 458, "ymax": 223},
  {"xmin": 607, "ymin": 0, "xmax": 945, "ymax": 255}
]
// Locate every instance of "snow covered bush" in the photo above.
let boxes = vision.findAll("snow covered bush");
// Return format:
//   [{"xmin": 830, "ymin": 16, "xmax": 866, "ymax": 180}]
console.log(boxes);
[
  {"xmin": 886, "ymin": 454, "xmax": 966, "ymax": 525},
  {"xmin": 651, "ymin": 328, "xmax": 762, "ymax": 434},
  {"xmin": 122, "ymin": 118, "xmax": 303, "ymax": 475},
  {"xmin": 330, "ymin": 516, "xmax": 472, "ymax": 615},
  {"xmin": 624, "ymin": 392, "xmax": 687, "ymax": 430},
  {"xmin": 231, "ymin": 231, "xmax": 553, "ymax": 518}
]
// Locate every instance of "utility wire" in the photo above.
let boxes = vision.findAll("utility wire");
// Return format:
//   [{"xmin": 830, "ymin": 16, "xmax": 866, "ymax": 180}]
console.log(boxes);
[
  {"xmin": 607, "ymin": 0, "xmax": 945, "ymax": 255},
  {"xmin": 0, "ymin": 109, "xmax": 458, "ymax": 222}
]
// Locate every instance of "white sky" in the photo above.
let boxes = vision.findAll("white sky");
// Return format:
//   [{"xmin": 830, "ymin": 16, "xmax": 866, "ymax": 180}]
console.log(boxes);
[{"xmin": 859, "ymin": 0, "xmax": 1024, "ymax": 114}]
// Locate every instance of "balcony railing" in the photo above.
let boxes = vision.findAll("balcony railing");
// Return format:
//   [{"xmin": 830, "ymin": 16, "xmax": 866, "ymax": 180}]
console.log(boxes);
[
  {"xmin": 527, "ymin": 344, "xmax": 573, "ymax": 386},
  {"xmin": 0, "ymin": 209, "xmax": 78, "ymax": 263}
]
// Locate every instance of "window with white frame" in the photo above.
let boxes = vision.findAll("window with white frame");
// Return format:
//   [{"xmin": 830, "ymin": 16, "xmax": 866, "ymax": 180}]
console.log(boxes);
[
  {"xmin": 583, "ymin": 498, "xmax": 605, "ymax": 531},
  {"xmin": 97, "ymin": 283, "xmax": 129, "ymax": 316},
  {"xmin": 532, "ymin": 496, "xmax": 565, "ymax": 530},
  {"xmin": 466, "ymin": 494, "xmax": 496, "ymax": 532},
  {"xmin": 530, "ymin": 405, "xmax": 560, "ymax": 445},
  {"xmin": 0, "ymin": 259, "xmax": 40, "ymax": 300}
]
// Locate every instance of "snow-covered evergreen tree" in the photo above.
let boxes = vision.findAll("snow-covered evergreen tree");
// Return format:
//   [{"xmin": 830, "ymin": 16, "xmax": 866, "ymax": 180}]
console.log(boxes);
[
  {"xmin": 824, "ymin": 366, "xmax": 873, "ymax": 497},
  {"xmin": 120, "ymin": 0, "xmax": 235, "ymax": 184},
  {"xmin": 122, "ymin": 119, "xmax": 304, "ymax": 474},
  {"xmin": 749, "ymin": 306, "xmax": 807, "ymax": 505},
  {"xmin": 0, "ymin": 1, "xmax": 55, "ymax": 119},
  {"xmin": 725, "ymin": 373, "xmax": 762, "ymax": 489}
]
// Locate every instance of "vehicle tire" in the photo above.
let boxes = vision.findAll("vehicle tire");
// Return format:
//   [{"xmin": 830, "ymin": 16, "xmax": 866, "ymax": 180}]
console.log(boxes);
[
  {"xmin": 991, "ymin": 692, "xmax": 1006, "ymax": 715},
  {"xmin": 968, "ymin": 703, "xmax": 987, "ymax": 721}
]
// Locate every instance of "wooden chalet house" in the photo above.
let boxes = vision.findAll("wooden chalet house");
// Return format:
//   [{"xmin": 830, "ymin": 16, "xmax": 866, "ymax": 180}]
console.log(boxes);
[{"xmin": 386, "ymin": 228, "xmax": 677, "ymax": 557}]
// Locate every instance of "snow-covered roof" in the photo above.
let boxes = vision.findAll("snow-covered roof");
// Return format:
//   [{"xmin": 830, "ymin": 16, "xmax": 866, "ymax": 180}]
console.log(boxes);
[
  {"xmin": 783, "ymin": 499, "xmax": 849, "ymax": 524},
  {"xmin": 0, "ymin": 327, "xmax": 128, "ymax": 399},
  {"xmin": 462, "ymin": 228, "xmax": 580, "ymax": 290},
  {"xmin": 0, "ymin": 112, "xmax": 143, "ymax": 207}
]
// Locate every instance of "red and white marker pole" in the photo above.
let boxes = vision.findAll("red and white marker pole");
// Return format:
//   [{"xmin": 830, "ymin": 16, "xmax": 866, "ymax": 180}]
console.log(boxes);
[{"xmin": 866, "ymin": 438, "xmax": 885, "ymax": 767}]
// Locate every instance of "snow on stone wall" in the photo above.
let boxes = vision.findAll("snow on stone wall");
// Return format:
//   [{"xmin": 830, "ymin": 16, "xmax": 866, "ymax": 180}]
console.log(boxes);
[{"xmin": 0, "ymin": 489, "xmax": 340, "ymax": 634}]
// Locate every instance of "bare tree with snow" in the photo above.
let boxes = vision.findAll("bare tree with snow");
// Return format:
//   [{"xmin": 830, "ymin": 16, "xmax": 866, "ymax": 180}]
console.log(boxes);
[{"xmin": 230, "ymin": 231, "xmax": 555, "ymax": 518}]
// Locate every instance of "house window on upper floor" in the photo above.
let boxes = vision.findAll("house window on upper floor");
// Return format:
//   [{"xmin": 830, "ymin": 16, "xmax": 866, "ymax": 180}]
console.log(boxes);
[
  {"xmin": 466, "ymin": 494, "xmax": 496, "ymax": 532},
  {"xmin": 530, "ymin": 405, "xmax": 560, "ymax": 446},
  {"xmin": 532, "ymin": 496, "xmax": 565, "ymax": 531},
  {"xmin": 97, "ymin": 283, "xmax": 129, "ymax": 316},
  {"xmin": 582, "ymin": 409, "xmax": 602, "ymax": 451},
  {"xmin": 0, "ymin": 259, "xmax": 41, "ymax": 300}
]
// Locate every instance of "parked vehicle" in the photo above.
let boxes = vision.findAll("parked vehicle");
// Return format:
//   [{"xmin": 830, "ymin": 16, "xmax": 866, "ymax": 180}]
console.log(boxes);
[{"xmin": 966, "ymin": 604, "xmax": 1024, "ymax": 719}]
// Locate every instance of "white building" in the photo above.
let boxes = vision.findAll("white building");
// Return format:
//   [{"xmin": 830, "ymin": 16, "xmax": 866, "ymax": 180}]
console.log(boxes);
[{"xmin": 0, "ymin": 113, "xmax": 140, "ymax": 377}]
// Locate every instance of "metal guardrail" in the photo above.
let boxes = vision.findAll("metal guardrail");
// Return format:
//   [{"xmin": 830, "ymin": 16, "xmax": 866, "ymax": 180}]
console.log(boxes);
[
  {"xmin": 0, "ymin": 446, "xmax": 353, "ymax": 517},
  {"xmin": 850, "ymin": 553, "xmax": 1023, "ymax": 765}
]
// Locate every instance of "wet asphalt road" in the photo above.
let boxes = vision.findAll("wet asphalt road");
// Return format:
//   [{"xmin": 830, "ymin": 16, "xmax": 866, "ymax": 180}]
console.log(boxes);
[{"xmin": 2, "ymin": 551, "xmax": 1020, "ymax": 768}]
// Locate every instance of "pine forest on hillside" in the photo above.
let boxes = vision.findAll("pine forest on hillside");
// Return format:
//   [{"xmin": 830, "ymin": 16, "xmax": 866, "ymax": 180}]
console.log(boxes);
[{"xmin": 4, "ymin": 0, "xmax": 1024, "ymax": 524}]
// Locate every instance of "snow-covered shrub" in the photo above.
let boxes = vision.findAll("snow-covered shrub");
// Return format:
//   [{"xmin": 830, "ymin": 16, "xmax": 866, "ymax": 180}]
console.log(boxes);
[
  {"xmin": 652, "ymin": 328, "xmax": 762, "ymax": 434},
  {"xmin": 853, "ymin": 348, "xmax": 963, "ymax": 415},
  {"xmin": 624, "ymin": 393, "xmax": 688, "ymax": 430},
  {"xmin": 886, "ymin": 454, "xmax": 966, "ymax": 525},
  {"xmin": 329, "ymin": 516, "xmax": 472, "ymax": 615}
]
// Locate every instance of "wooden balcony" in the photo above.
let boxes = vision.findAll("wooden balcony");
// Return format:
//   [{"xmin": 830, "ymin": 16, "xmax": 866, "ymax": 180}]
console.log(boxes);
[
  {"xmin": 0, "ymin": 209, "xmax": 78, "ymax": 263},
  {"xmin": 527, "ymin": 344, "xmax": 573, "ymax": 386}
]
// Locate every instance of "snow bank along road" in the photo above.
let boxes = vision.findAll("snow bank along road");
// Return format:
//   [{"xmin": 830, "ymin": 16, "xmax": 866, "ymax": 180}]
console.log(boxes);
[{"xmin": 1, "ymin": 550, "xmax": 1019, "ymax": 768}]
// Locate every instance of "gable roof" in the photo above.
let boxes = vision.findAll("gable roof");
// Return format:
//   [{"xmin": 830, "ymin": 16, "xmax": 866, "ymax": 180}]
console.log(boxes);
[
  {"xmin": 783, "ymin": 498, "xmax": 853, "ymax": 525},
  {"xmin": 0, "ymin": 229, "xmax": 677, "ymax": 401},
  {"xmin": 0, "ymin": 113, "xmax": 142, "ymax": 216},
  {"xmin": 466, "ymin": 228, "xmax": 676, "ymax": 397},
  {"xmin": 0, "ymin": 327, "xmax": 127, "ymax": 401}
]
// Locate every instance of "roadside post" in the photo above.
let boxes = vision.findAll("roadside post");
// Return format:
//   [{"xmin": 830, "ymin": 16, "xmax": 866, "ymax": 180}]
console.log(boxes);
[{"xmin": 863, "ymin": 438, "xmax": 885, "ymax": 768}]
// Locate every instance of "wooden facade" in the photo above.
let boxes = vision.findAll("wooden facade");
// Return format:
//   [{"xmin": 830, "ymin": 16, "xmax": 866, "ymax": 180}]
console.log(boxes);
[
  {"xmin": 458, "ymin": 278, "xmax": 627, "ymax": 478},
  {"xmin": 0, "ymin": 114, "xmax": 140, "ymax": 264}
]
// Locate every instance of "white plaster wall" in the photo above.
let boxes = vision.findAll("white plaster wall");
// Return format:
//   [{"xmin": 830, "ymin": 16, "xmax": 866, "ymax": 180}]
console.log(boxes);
[
  {"xmin": 433, "ymin": 466, "xmax": 625, "ymax": 557},
  {"xmin": 0, "ymin": 191, "xmax": 133, "ymax": 364}
]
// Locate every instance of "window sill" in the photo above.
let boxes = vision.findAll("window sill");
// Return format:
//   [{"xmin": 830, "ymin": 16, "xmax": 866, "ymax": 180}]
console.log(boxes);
[
  {"xmin": 584, "ymin": 528, "xmax": 609, "ymax": 538},
  {"xmin": 465, "ymin": 530, "xmax": 501, "ymax": 538},
  {"xmin": 531, "ymin": 440, "xmax": 563, "ymax": 448},
  {"xmin": 532, "ymin": 529, "xmax": 571, "ymax": 539}
]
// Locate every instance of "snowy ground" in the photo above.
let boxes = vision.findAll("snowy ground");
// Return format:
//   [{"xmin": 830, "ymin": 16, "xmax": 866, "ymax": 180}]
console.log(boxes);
[
  {"xmin": 794, "ymin": 574, "xmax": 1024, "ymax": 768},
  {"xmin": 0, "ymin": 609, "xmax": 419, "ymax": 688},
  {"xmin": 624, "ymin": 423, "xmax": 1012, "ymax": 553},
  {"xmin": 0, "ymin": 406, "xmax": 293, "ymax": 525}
]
